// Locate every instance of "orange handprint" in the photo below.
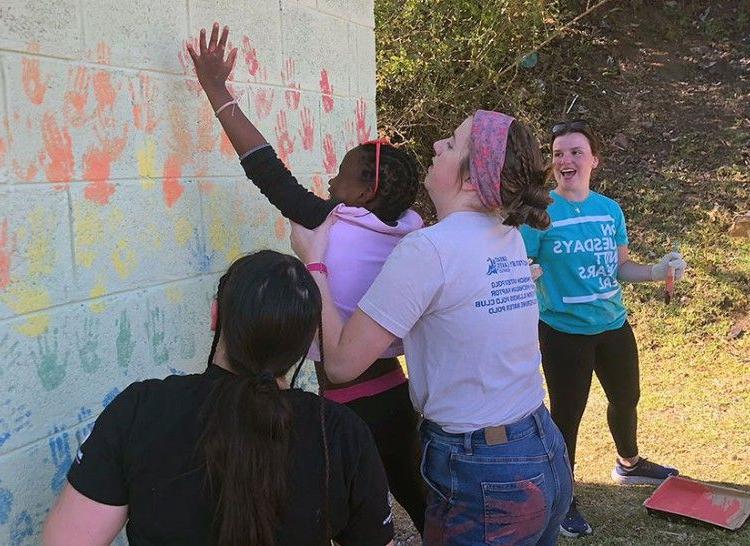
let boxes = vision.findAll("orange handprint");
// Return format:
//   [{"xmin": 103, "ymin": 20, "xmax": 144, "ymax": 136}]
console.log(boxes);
[
  {"xmin": 282, "ymin": 58, "xmax": 301, "ymax": 110},
  {"xmin": 64, "ymin": 66, "xmax": 90, "ymax": 128},
  {"xmin": 320, "ymin": 69, "xmax": 334, "ymax": 113},
  {"xmin": 22, "ymin": 44, "xmax": 49, "ymax": 105},
  {"xmin": 275, "ymin": 111, "xmax": 295, "ymax": 167},
  {"xmin": 322, "ymin": 134, "xmax": 337, "ymax": 174},
  {"xmin": 41, "ymin": 113, "xmax": 74, "ymax": 185},
  {"xmin": 311, "ymin": 175, "xmax": 327, "ymax": 198},
  {"xmin": 129, "ymin": 73, "xmax": 159, "ymax": 134},
  {"xmin": 299, "ymin": 107, "xmax": 315, "ymax": 151}
]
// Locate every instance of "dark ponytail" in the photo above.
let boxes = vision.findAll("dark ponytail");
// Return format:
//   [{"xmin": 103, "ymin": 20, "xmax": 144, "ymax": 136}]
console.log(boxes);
[
  {"xmin": 200, "ymin": 251, "xmax": 321, "ymax": 546},
  {"xmin": 500, "ymin": 121, "xmax": 552, "ymax": 230}
]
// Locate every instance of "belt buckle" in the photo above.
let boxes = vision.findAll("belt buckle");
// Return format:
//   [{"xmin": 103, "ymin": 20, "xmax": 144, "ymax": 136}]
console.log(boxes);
[{"xmin": 484, "ymin": 425, "xmax": 508, "ymax": 445}]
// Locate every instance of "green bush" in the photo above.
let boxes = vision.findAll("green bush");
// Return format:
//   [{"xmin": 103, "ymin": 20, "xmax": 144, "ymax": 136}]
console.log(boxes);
[{"xmin": 375, "ymin": 0, "xmax": 579, "ymax": 168}]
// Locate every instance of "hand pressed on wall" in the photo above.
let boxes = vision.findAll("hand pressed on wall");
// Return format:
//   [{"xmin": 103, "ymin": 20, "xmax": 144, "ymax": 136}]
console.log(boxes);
[{"xmin": 186, "ymin": 23, "xmax": 238, "ymax": 93}]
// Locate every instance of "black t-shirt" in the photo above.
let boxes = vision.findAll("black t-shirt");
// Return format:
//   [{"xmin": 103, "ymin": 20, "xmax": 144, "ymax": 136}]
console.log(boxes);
[{"xmin": 67, "ymin": 366, "xmax": 394, "ymax": 545}]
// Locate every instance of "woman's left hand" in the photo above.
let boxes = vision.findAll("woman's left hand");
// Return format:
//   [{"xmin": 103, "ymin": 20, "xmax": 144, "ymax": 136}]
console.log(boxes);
[{"xmin": 290, "ymin": 214, "xmax": 337, "ymax": 264}]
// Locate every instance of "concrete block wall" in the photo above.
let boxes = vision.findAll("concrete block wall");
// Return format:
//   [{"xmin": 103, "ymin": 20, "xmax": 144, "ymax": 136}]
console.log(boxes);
[{"xmin": 0, "ymin": 1, "xmax": 376, "ymax": 543}]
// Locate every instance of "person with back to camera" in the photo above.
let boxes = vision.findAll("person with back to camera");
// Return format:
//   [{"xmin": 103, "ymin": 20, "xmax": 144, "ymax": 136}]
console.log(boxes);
[
  {"xmin": 292, "ymin": 110, "xmax": 574, "ymax": 545},
  {"xmin": 187, "ymin": 23, "xmax": 427, "ymax": 533},
  {"xmin": 519, "ymin": 120, "xmax": 687, "ymax": 538},
  {"xmin": 42, "ymin": 250, "xmax": 396, "ymax": 546}
]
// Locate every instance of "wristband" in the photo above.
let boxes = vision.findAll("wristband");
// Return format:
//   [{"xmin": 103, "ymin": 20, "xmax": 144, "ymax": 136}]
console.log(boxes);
[
  {"xmin": 214, "ymin": 98, "xmax": 238, "ymax": 117},
  {"xmin": 306, "ymin": 262, "xmax": 328, "ymax": 276}
]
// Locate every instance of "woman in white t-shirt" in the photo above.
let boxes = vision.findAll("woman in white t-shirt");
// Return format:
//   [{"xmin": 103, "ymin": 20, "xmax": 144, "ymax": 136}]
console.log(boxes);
[{"xmin": 292, "ymin": 111, "xmax": 573, "ymax": 545}]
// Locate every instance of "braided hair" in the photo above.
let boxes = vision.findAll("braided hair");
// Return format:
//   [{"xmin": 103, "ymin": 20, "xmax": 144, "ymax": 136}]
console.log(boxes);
[{"xmin": 356, "ymin": 143, "xmax": 420, "ymax": 223}]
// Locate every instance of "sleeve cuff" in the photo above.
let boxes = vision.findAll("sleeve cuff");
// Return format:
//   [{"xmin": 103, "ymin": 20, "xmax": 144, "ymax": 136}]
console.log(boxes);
[{"xmin": 238, "ymin": 143, "xmax": 272, "ymax": 162}]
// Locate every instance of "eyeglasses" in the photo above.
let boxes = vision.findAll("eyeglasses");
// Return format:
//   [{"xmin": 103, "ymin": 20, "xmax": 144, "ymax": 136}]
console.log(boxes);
[
  {"xmin": 363, "ymin": 137, "xmax": 392, "ymax": 196},
  {"xmin": 551, "ymin": 119, "xmax": 591, "ymax": 136}
]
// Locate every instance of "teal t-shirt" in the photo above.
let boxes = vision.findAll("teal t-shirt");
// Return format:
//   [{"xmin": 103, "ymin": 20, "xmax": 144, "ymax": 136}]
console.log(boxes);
[{"xmin": 520, "ymin": 190, "xmax": 629, "ymax": 335}]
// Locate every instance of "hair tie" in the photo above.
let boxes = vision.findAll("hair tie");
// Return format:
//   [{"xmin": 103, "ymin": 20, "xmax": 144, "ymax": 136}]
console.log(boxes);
[{"xmin": 255, "ymin": 370, "xmax": 276, "ymax": 386}]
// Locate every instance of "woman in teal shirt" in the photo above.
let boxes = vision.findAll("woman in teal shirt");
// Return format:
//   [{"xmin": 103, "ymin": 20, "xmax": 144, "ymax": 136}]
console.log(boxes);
[{"xmin": 520, "ymin": 120, "xmax": 687, "ymax": 538}]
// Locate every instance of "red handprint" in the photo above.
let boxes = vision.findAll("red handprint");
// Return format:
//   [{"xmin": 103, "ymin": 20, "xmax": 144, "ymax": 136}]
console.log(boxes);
[
  {"xmin": 322, "ymin": 134, "xmax": 337, "ymax": 174},
  {"xmin": 64, "ymin": 66, "xmax": 90, "ymax": 128},
  {"xmin": 311, "ymin": 175, "xmax": 327, "ymax": 198},
  {"xmin": 241, "ymin": 35, "xmax": 260, "ymax": 78},
  {"xmin": 21, "ymin": 43, "xmax": 48, "ymax": 105},
  {"xmin": 299, "ymin": 107, "xmax": 315, "ymax": 151},
  {"xmin": 320, "ymin": 69, "xmax": 334, "ymax": 113},
  {"xmin": 275, "ymin": 111, "xmax": 295, "ymax": 167},
  {"xmin": 253, "ymin": 87, "xmax": 275, "ymax": 120},
  {"xmin": 0, "ymin": 218, "xmax": 15, "ymax": 289},
  {"xmin": 41, "ymin": 113, "xmax": 74, "ymax": 185},
  {"xmin": 177, "ymin": 38, "xmax": 202, "ymax": 93},
  {"xmin": 282, "ymin": 58, "xmax": 301, "ymax": 110},
  {"xmin": 355, "ymin": 98, "xmax": 371, "ymax": 143}
]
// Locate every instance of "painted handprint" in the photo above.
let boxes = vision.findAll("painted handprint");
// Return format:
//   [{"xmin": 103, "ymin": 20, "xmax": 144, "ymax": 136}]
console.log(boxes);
[
  {"xmin": 116, "ymin": 309, "xmax": 135, "ymax": 370},
  {"xmin": 48, "ymin": 426, "xmax": 73, "ymax": 494},
  {"xmin": 275, "ymin": 111, "xmax": 295, "ymax": 167},
  {"xmin": 9, "ymin": 510, "xmax": 33, "ymax": 546},
  {"xmin": 63, "ymin": 66, "xmax": 90, "ymax": 128},
  {"xmin": 299, "ymin": 107, "xmax": 315, "ymax": 151},
  {"xmin": 41, "ymin": 113, "xmax": 74, "ymax": 185},
  {"xmin": 322, "ymin": 133, "xmax": 338, "ymax": 174},
  {"xmin": 77, "ymin": 316, "xmax": 101, "ymax": 373},
  {"xmin": 75, "ymin": 406, "xmax": 95, "ymax": 448},
  {"xmin": 282, "ymin": 58, "xmax": 301, "ymax": 110},
  {"xmin": 253, "ymin": 87, "xmax": 275, "ymax": 120},
  {"xmin": 33, "ymin": 329, "xmax": 69, "ymax": 391},
  {"xmin": 311, "ymin": 175, "xmax": 327, "ymax": 198},
  {"xmin": 129, "ymin": 73, "xmax": 159, "ymax": 134},
  {"xmin": 241, "ymin": 35, "xmax": 260, "ymax": 78},
  {"xmin": 21, "ymin": 43, "xmax": 48, "ymax": 105},
  {"xmin": 320, "ymin": 69, "xmax": 334, "ymax": 113},
  {"xmin": 0, "ymin": 401, "xmax": 32, "ymax": 450},
  {"xmin": 145, "ymin": 305, "xmax": 169, "ymax": 366},
  {"xmin": 355, "ymin": 98, "xmax": 372, "ymax": 143},
  {"xmin": 0, "ymin": 219, "xmax": 14, "ymax": 290},
  {"xmin": 177, "ymin": 38, "xmax": 203, "ymax": 93}
]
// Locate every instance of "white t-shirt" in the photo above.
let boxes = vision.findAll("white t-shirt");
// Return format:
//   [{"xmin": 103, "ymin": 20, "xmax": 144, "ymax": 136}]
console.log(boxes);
[{"xmin": 358, "ymin": 211, "xmax": 545, "ymax": 433}]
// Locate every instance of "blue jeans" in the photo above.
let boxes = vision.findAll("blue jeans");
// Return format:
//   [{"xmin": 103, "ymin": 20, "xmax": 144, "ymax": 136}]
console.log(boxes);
[{"xmin": 420, "ymin": 405, "xmax": 573, "ymax": 545}]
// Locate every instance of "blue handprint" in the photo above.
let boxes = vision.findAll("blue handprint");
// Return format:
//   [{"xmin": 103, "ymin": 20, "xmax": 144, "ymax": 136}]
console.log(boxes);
[
  {"xmin": 48, "ymin": 426, "xmax": 73, "ymax": 494},
  {"xmin": 0, "ymin": 401, "xmax": 32, "ymax": 450},
  {"xmin": 9, "ymin": 510, "xmax": 32, "ymax": 546}
]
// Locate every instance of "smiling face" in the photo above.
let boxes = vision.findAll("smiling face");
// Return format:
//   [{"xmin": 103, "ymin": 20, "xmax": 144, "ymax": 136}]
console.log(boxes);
[{"xmin": 551, "ymin": 132, "xmax": 599, "ymax": 198}]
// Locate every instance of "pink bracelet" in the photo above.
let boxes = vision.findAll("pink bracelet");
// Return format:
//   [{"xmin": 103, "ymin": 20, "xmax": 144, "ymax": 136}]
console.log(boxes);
[{"xmin": 306, "ymin": 262, "xmax": 328, "ymax": 276}]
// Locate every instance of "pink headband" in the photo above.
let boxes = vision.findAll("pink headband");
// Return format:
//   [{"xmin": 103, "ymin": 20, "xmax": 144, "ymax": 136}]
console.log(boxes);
[{"xmin": 469, "ymin": 110, "xmax": 515, "ymax": 210}]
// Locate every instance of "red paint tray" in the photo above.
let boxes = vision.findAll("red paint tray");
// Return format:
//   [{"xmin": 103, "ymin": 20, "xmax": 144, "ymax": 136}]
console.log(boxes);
[{"xmin": 643, "ymin": 476, "xmax": 750, "ymax": 531}]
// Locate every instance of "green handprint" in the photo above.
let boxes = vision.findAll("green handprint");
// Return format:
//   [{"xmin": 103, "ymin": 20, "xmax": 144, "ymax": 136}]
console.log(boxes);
[
  {"xmin": 77, "ymin": 317, "xmax": 101, "ymax": 373},
  {"xmin": 33, "ymin": 329, "xmax": 69, "ymax": 391},
  {"xmin": 116, "ymin": 309, "xmax": 136, "ymax": 370},
  {"xmin": 145, "ymin": 306, "xmax": 169, "ymax": 366}
]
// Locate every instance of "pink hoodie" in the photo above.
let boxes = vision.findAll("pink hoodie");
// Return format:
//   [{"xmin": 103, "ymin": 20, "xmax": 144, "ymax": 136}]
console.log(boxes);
[{"xmin": 307, "ymin": 204, "xmax": 423, "ymax": 361}]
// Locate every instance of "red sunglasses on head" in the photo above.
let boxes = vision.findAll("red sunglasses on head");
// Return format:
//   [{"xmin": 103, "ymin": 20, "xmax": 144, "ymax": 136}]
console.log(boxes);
[{"xmin": 363, "ymin": 137, "xmax": 392, "ymax": 195}]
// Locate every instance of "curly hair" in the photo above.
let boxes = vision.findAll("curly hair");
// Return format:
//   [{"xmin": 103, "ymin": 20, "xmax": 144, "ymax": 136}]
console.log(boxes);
[{"xmin": 356, "ymin": 143, "xmax": 420, "ymax": 223}]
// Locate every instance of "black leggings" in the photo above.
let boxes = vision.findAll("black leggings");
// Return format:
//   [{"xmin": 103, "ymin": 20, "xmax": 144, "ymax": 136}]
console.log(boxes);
[
  {"xmin": 346, "ymin": 382, "xmax": 426, "ymax": 535},
  {"xmin": 539, "ymin": 321, "xmax": 640, "ymax": 472}
]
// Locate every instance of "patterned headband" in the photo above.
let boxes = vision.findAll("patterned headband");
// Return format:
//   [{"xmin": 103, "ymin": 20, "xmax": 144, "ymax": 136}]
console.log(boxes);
[{"xmin": 469, "ymin": 110, "xmax": 515, "ymax": 210}]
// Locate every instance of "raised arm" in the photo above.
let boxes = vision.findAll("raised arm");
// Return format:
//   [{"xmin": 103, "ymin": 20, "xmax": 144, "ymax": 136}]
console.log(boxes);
[{"xmin": 187, "ymin": 23, "xmax": 333, "ymax": 228}]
